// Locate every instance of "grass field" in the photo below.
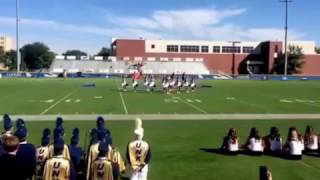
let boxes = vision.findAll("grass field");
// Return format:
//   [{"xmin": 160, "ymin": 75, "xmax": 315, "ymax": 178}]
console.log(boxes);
[
  {"xmin": 0, "ymin": 78, "xmax": 320, "ymax": 115},
  {"xmin": 1, "ymin": 119, "xmax": 320, "ymax": 180},
  {"xmin": 1, "ymin": 78, "xmax": 320, "ymax": 179}
]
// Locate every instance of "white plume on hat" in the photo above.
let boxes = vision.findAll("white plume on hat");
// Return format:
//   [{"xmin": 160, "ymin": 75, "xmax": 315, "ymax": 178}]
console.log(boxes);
[{"xmin": 134, "ymin": 118, "xmax": 144, "ymax": 139}]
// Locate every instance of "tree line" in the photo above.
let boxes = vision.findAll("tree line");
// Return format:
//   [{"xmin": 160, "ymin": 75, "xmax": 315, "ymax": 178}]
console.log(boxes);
[{"xmin": 0, "ymin": 42, "xmax": 111, "ymax": 71}]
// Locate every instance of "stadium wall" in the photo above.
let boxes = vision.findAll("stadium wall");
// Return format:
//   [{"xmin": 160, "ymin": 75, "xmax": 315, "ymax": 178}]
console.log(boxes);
[{"xmin": 112, "ymin": 39, "xmax": 320, "ymax": 75}]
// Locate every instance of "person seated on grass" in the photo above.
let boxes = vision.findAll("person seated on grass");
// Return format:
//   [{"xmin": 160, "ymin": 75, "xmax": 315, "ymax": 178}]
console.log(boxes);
[
  {"xmin": 220, "ymin": 128, "xmax": 239, "ymax": 155},
  {"xmin": 303, "ymin": 125, "xmax": 319, "ymax": 154},
  {"xmin": 263, "ymin": 127, "xmax": 282, "ymax": 155},
  {"xmin": 284, "ymin": 127, "xmax": 304, "ymax": 160},
  {"xmin": 244, "ymin": 127, "xmax": 264, "ymax": 156}
]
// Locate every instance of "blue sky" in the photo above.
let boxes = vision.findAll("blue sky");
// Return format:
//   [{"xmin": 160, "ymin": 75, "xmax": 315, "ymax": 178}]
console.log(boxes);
[{"xmin": 0, "ymin": 0, "xmax": 319, "ymax": 54}]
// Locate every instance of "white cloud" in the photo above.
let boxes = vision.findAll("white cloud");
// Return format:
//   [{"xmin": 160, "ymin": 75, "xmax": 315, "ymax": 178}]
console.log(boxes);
[{"xmin": 0, "ymin": 7, "xmax": 307, "ymax": 53}]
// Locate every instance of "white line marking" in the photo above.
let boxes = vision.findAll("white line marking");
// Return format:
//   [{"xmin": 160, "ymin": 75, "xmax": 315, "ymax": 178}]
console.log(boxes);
[
  {"xmin": 75, "ymin": 99, "xmax": 81, "ymax": 103},
  {"xmin": 44, "ymin": 99, "xmax": 55, "ymax": 103},
  {"xmin": 115, "ymin": 81, "xmax": 129, "ymax": 114},
  {"xmin": 94, "ymin": 96, "xmax": 103, "ymax": 99},
  {"xmin": 65, "ymin": 99, "xmax": 71, "ymax": 103},
  {"xmin": 119, "ymin": 91, "xmax": 128, "ymax": 114},
  {"xmin": 186, "ymin": 99, "xmax": 193, "ymax": 103},
  {"xmin": 195, "ymin": 99, "xmax": 202, "ymax": 103},
  {"xmin": 40, "ymin": 88, "xmax": 79, "ymax": 115},
  {"xmin": 175, "ymin": 97, "xmax": 208, "ymax": 114}
]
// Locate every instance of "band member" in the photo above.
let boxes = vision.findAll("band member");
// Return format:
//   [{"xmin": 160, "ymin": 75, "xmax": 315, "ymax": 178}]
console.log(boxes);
[
  {"xmin": 263, "ymin": 127, "xmax": 282, "ymax": 155},
  {"xmin": 69, "ymin": 128, "xmax": 84, "ymax": 180},
  {"xmin": 34, "ymin": 128, "xmax": 51, "ymax": 180},
  {"xmin": 284, "ymin": 127, "xmax": 304, "ymax": 160},
  {"xmin": 244, "ymin": 127, "xmax": 264, "ymax": 156},
  {"xmin": 220, "ymin": 128, "xmax": 239, "ymax": 155},
  {"xmin": 127, "ymin": 118, "xmax": 151, "ymax": 180},
  {"xmin": 90, "ymin": 140, "xmax": 113, "ymax": 180},
  {"xmin": 1, "ymin": 114, "xmax": 13, "ymax": 138},
  {"xmin": 176, "ymin": 76, "xmax": 183, "ymax": 93},
  {"xmin": 43, "ymin": 138, "xmax": 76, "ymax": 180},
  {"xmin": 303, "ymin": 126, "xmax": 318, "ymax": 153}
]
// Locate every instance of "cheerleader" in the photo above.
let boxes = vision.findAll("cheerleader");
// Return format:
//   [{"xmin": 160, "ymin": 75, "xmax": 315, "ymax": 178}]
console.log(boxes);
[
  {"xmin": 162, "ymin": 76, "xmax": 170, "ymax": 94},
  {"xmin": 149, "ymin": 75, "xmax": 156, "ymax": 92},
  {"xmin": 176, "ymin": 77, "xmax": 183, "ymax": 94},
  {"xmin": 244, "ymin": 127, "xmax": 264, "ymax": 156},
  {"xmin": 183, "ymin": 77, "xmax": 190, "ymax": 92},
  {"xmin": 221, "ymin": 128, "xmax": 239, "ymax": 155},
  {"xmin": 121, "ymin": 76, "xmax": 128, "ymax": 91},
  {"xmin": 284, "ymin": 127, "xmax": 304, "ymax": 160},
  {"xmin": 263, "ymin": 127, "xmax": 282, "ymax": 155},
  {"xmin": 304, "ymin": 126, "xmax": 319, "ymax": 154},
  {"xmin": 144, "ymin": 75, "xmax": 150, "ymax": 92},
  {"xmin": 190, "ymin": 78, "xmax": 196, "ymax": 92}
]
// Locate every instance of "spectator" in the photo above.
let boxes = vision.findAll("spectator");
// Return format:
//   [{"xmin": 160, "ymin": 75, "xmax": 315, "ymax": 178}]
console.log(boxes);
[
  {"xmin": 244, "ymin": 127, "xmax": 264, "ymax": 156},
  {"xmin": 220, "ymin": 128, "xmax": 239, "ymax": 155},
  {"xmin": 0, "ymin": 135, "xmax": 25, "ymax": 180},
  {"xmin": 15, "ymin": 126, "xmax": 37, "ymax": 180},
  {"xmin": 1, "ymin": 114, "xmax": 13, "ymax": 137}
]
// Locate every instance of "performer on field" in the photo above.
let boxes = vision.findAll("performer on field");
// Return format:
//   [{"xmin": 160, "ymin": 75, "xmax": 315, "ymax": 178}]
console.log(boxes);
[
  {"xmin": 132, "ymin": 70, "xmax": 142, "ymax": 92},
  {"xmin": 149, "ymin": 75, "xmax": 156, "ymax": 92},
  {"xmin": 121, "ymin": 75, "xmax": 129, "ymax": 91}
]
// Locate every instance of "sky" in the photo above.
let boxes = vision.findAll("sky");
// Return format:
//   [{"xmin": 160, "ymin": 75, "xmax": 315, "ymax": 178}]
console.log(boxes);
[{"xmin": 0, "ymin": 0, "xmax": 319, "ymax": 55}]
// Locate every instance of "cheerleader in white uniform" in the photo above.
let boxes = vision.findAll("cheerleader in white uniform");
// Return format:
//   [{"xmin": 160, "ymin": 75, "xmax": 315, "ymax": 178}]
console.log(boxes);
[
  {"xmin": 149, "ymin": 76, "xmax": 156, "ymax": 92},
  {"xmin": 183, "ymin": 78, "xmax": 190, "ymax": 92},
  {"xmin": 244, "ymin": 127, "xmax": 264, "ymax": 156},
  {"xmin": 264, "ymin": 127, "xmax": 282, "ymax": 155},
  {"xmin": 304, "ymin": 126, "xmax": 319, "ymax": 154},
  {"xmin": 144, "ymin": 76, "xmax": 150, "ymax": 92},
  {"xmin": 176, "ymin": 77, "xmax": 183, "ymax": 94},
  {"xmin": 190, "ymin": 78, "xmax": 196, "ymax": 92},
  {"xmin": 121, "ymin": 76, "xmax": 128, "ymax": 91},
  {"xmin": 284, "ymin": 127, "xmax": 304, "ymax": 160},
  {"xmin": 221, "ymin": 128, "xmax": 239, "ymax": 155}
]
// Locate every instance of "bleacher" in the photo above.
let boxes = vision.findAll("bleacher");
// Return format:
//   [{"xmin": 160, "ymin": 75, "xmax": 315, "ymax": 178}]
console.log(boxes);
[{"xmin": 50, "ymin": 57, "xmax": 211, "ymax": 75}]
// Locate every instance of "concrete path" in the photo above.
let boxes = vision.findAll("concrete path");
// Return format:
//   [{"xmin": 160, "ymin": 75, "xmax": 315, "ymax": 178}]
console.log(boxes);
[{"xmin": 6, "ymin": 114, "xmax": 320, "ymax": 121}]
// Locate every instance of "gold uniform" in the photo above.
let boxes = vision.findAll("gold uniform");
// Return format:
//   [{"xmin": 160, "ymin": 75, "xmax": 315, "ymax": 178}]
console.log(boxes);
[
  {"xmin": 127, "ymin": 140, "xmax": 150, "ymax": 170},
  {"xmin": 86, "ymin": 143, "xmax": 113, "ymax": 180},
  {"xmin": 90, "ymin": 157, "xmax": 113, "ymax": 180},
  {"xmin": 43, "ymin": 155, "xmax": 72, "ymax": 180},
  {"xmin": 33, "ymin": 146, "xmax": 50, "ymax": 180},
  {"xmin": 48, "ymin": 144, "xmax": 71, "ymax": 160}
]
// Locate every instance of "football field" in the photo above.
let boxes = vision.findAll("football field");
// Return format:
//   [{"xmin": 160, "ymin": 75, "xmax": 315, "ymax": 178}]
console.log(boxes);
[
  {"xmin": 1, "ymin": 78, "xmax": 320, "ymax": 180},
  {"xmin": 0, "ymin": 78, "xmax": 320, "ymax": 115}
]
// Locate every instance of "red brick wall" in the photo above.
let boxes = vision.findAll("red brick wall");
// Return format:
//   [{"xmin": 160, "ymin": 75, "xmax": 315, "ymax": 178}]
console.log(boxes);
[{"xmin": 301, "ymin": 55, "xmax": 320, "ymax": 75}]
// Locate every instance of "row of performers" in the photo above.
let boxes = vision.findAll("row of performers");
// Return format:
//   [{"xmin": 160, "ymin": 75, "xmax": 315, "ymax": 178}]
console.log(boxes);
[{"xmin": 121, "ymin": 72, "xmax": 197, "ymax": 94}]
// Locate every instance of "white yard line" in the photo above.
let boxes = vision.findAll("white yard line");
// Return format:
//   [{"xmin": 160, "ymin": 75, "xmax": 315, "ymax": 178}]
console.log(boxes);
[
  {"xmin": 119, "ymin": 91, "xmax": 129, "ymax": 114},
  {"xmin": 39, "ymin": 88, "xmax": 79, "ymax": 115},
  {"xmin": 115, "ymin": 80, "xmax": 129, "ymax": 114},
  {"xmin": 175, "ymin": 97, "xmax": 208, "ymax": 114}
]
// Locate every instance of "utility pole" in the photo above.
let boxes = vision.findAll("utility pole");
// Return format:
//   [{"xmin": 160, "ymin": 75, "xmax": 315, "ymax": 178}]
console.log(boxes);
[
  {"xmin": 16, "ymin": 0, "xmax": 21, "ymax": 73},
  {"xmin": 280, "ymin": 0, "xmax": 292, "ymax": 76}
]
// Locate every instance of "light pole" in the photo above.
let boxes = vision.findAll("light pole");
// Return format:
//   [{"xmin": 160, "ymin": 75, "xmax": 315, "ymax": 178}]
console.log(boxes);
[
  {"xmin": 16, "ymin": 0, "xmax": 21, "ymax": 73},
  {"xmin": 280, "ymin": 0, "xmax": 292, "ymax": 76}
]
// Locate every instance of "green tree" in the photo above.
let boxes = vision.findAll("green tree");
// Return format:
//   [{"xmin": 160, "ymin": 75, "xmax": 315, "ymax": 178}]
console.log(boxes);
[
  {"xmin": 96, "ymin": 47, "xmax": 110, "ymax": 57},
  {"xmin": 315, "ymin": 47, "xmax": 320, "ymax": 54},
  {"xmin": 63, "ymin": 50, "xmax": 87, "ymax": 59},
  {"xmin": 20, "ymin": 42, "xmax": 55, "ymax": 71},
  {"xmin": 5, "ymin": 50, "xmax": 17, "ymax": 70},
  {"xmin": 273, "ymin": 45, "xmax": 305, "ymax": 74}
]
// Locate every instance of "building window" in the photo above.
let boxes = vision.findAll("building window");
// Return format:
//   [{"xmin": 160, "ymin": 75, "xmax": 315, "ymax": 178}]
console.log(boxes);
[
  {"xmin": 151, "ymin": 44, "xmax": 155, "ymax": 49},
  {"xmin": 201, "ymin": 46, "xmax": 209, "ymax": 53},
  {"xmin": 213, "ymin": 46, "xmax": 220, "ymax": 53},
  {"xmin": 167, "ymin": 45, "xmax": 179, "ymax": 52},
  {"xmin": 180, "ymin": 45, "xmax": 199, "ymax": 53},
  {"xmin": 243, "ymin": 46, "xmax": 254, "ymax": 53},
  {"xmin": 222, "ymin": 46, "xmax": 241, "ymax": 53}
]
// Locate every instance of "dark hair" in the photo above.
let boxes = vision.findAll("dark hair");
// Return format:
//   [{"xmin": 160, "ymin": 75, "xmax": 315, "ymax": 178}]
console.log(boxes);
[
  {"xmin": 3, "ymin": 135, "xmax": 20, "ymax": 153},
  {"xmin": 287, "ymin": 127, "xmax": 298, "ymax": 141},
  {"xmin": 227, "ymin": 128, "xmax": 238, "ymax": 144},
  {"xmin": 269, "ymin": 127, "xmax": 280, "ymax": 140},
  {"xmin": 305, "ymin": 125, "xmax": 314, "ymax": 136},
  {"xmin": 249, "ymin": 127, "xmax": 260, "ymax": 139}
]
